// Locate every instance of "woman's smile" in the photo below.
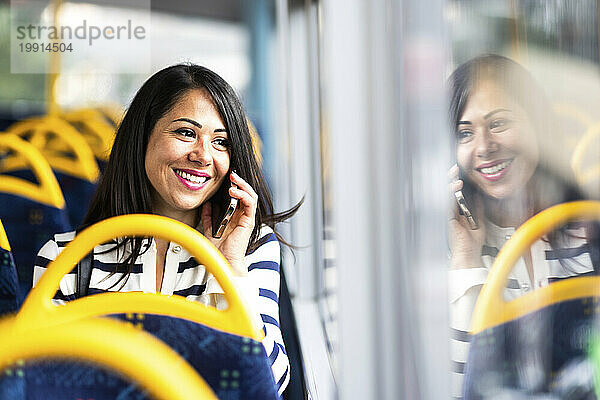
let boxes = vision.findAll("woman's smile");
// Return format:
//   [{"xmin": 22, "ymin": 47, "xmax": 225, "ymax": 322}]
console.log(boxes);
[
  {"xmin": 173, "ymin": 168, "xmax": 210, "ymax": 190},
  {"xmin": 475, "ymin": 158, "xmax": 513, "ymax": 181}
]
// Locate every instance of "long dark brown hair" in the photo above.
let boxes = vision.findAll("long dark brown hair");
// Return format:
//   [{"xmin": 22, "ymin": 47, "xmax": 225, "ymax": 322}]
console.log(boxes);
[{"xmin": 82, "ymin": 64, "xmax": 301, "ymax": 284}]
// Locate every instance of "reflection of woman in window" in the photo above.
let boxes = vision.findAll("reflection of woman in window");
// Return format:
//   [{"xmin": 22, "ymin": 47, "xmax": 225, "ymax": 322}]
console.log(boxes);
[
  {"xmin": 34, "ymin": 64, "xmax": 300, "ymax": 395},
  {"xmin": 447, "ymin": 55, "xmax": 599, "ymax": 397}
]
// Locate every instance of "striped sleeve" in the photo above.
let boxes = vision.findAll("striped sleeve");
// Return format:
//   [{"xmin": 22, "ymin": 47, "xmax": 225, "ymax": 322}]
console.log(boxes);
[
  {"xmin": 448, "ymin": 269, "xmax": 485, "ymax": 399},
  {"xmin": 33, "ymin": 231, "xmax": 77, "ymax": 304},
  {"xmin": 245, "ymin": 227, "xmax": 289, "ymax": 395},
  {"xmin": 200, "ymin": 226, "xmax": 290, "ymax": 395}
]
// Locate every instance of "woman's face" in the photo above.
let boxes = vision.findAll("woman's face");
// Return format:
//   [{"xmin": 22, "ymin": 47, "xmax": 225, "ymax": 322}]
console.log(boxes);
[
  {"xmin": 145, "ymin": 88, "xmax": 231, "ymax": 222},
  {"xmin": 456, "ymin": 79, "xmax": 539, "ymax": 200}
]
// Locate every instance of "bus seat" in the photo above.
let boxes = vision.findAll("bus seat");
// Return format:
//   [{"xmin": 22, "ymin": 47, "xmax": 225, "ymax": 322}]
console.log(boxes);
[
  {"xmin": 61, "ymin": 108, "xmax": 115, "ymax": 163},
  {"xmin": 0, "ymin": 134, "xmax": 70, "ymax": 299},
  {"xmin": 4, "ymin": 115, "xmax": 100, "ymax": 227},
  {"xmin": 0, "ymin": 315, "xmax": 216, "ymax": 400},
  {"xmin": 53, "ymin": 171, "xmax": 97, "ymax": 227},
  {"xmin": 464, "ymin": 201, "xmax": 600, "ymax": 399},
  {"xmin": 0, "ymin": 219, "xmax": 19, "ymax": 315},
  {"xmin": 20, "ymin": 214, "xmax": 282, "ymax": 399}
]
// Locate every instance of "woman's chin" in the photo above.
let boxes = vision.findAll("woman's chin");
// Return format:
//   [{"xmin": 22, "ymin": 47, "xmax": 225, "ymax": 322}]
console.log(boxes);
[
  {"xmin": 483, "ymin": 185, "xmax": 533, "ymax": 205},
  {"xmin": 477, "ymin": 180, "xmax": 524, "ymax": 201}
]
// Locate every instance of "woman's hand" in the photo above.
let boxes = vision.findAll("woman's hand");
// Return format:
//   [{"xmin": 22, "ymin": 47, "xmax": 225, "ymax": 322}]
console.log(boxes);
[
  {"xmin": 448, "ymin": 164, "xmax": 486, "ymax": 269},
  {"xmin": 201, "ymin": 171, "xmax": 258, "ymax": 276}
]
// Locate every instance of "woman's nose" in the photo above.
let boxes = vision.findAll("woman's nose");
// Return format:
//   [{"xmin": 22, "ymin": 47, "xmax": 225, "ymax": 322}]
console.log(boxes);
[
  {"xmin": 188, "ymin": 140, "xmax": 212, "ymax": 166},
  {"xmin": 475, "ymin": 130, "xmax": 498, "ymax": 158}
]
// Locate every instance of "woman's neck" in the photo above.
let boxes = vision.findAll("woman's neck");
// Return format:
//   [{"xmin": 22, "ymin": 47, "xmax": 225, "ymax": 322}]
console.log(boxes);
[
  {"xmin": 484, "ymin": 189, "xmax": 533, "ymax": 228},
  {"xmin": 153, "ymin": 207, "xmax": 199, "ymax": 228}
]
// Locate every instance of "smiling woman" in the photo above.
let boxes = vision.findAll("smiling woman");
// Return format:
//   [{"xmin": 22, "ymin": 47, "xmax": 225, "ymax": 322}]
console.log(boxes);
[
  {"xmin": 32, "ymin": 64, "xmax": 301, "ymax": 396},
  {"xmin": 144, "ymin": 88, "xmax": 231, "ymax": 227},
  {"xmin": 446, "ymin": 55, "xmax": 600, "ymax": 398}
]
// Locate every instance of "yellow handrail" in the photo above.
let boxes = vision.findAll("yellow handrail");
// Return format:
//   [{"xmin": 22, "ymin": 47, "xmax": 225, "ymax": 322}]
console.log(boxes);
[
  {"xmin": 0, "ymin": 316, "xmax": 217, "ymax": 400},
  {"xmin": 62, "ymin": 108, "xmax": 115, "ymax": 161},
  {"xmin": 471, "ymin": 201, "xmax": 600, "ymax": 334},
  {"xmin": 0, "ymin": 133, "xmax": 65, "ymax": 209},
  {"xmin": 571, "ymin": 122, "xmax": 600, "ymax": 186},
  {"xmin": 5, "ymin": 116, "xmax": 99, "ymax": 182},
  {"xmin": 19, "ymin": 214, "xmax": 262, "ymax": 341}
]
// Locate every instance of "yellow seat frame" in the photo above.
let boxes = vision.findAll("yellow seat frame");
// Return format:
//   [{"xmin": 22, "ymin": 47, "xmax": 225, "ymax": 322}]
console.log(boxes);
[
  {"xmin": 0, "ymin": 133, "xmax": 65, "ymax": 209},
  {"xmin": 19, "ymin": 214, "xmax": 263, "ymax": 341},
  {"xmin": 0, "ymin": 316, "xmax": 217, "ymax": 400},
  {"xmin": 5, "ymin": 116, "xmax": 99, "ymax": 182},
  {"xmin": 471, "ymin": 201, "xmax": 600, "ymax": 334}
]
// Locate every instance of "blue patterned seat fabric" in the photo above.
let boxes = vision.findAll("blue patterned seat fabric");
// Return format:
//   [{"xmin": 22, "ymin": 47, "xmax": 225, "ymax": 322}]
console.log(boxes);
[
  {"xmin": 0, "ymin": 314, "xmax": 281, "ymax": 400},
  {"xmin": 53, "ymin": 171, "xmax": 97, "ymax": 228},
  {"xmin": 0, "ymin": 192, "xmax": 71, "ymax": 300},
  {"xmin": 463, "ymin": 297, "xmax": 600, "ymax": 399},
  {"xmin": 4, "ymin": 169, "xmax": 96, "ymax": 229},
  {"xmin": 0, "ymin": 247, "xmax": 19, "ymax": 315}
]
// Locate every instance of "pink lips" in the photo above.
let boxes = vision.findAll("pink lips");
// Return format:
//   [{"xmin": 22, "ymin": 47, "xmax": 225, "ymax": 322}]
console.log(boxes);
[
  {"xmin": 173, "ymin": 169, "xmax": 210, "ymax": 191},
  {"xmin": 476, "ymin": 159, "xmax": 513, "ymax": 182}
]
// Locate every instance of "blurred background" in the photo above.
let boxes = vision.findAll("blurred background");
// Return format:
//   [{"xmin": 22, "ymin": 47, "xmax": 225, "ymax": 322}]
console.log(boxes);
[{"xmin": 1, "ymin": 0, "xmax": 599, "ymax": 399}]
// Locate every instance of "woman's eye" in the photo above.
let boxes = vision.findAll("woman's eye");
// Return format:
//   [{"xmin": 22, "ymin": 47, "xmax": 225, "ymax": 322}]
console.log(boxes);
[
  {"xmin": 489, "ymin": 118, "xmax": 511, "ymax": 132},
  {"xmin": 457, "ymin": 129, "xmax": 473, "ymax": 143},
  {"xmin": 175, "ymin": 128, "xmax": 196, "ymax": 139},
  {"xmin": 213, "ymin": 138, "xmax": 230, "ymax": 150}
]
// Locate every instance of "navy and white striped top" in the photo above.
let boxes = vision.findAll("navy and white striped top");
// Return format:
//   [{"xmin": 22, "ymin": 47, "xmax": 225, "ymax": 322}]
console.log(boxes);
[
  {"xmin": 448, "ymin": 220, "xmax": 595, "ymax": 399},
  {"xmin": 33, "ymin": 224, "xmax": 290, "ymax": 396}
]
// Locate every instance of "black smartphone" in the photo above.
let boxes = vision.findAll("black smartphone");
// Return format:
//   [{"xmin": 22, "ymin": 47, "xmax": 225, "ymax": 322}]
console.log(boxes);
[
  {"xmin": 455, "ymin": 167, "xmax": 478, "ymax": 230},
  {"xmin": 213, "ymin": 197, "xmax": 238, "ymax": 238}
]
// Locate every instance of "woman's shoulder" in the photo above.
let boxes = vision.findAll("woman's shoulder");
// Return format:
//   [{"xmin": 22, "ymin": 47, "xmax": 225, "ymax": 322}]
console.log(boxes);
[
  {"xmin": 52, "ymin": 230, "xmax": 77, "ymax": 246},
  {"xmin": 36, "ymin": 229, "xmax": 77, "ymax": 261},
  {"xmin": 247, "ymin": 224, "xmax": 280, "ymax": 259},
  {"xmin": 255, "ymin": 224, "xmax": 279, "ymax": 248},
  {"xmin": 257, "ymin": 224, "xmax": 276, "ymax": 239}
]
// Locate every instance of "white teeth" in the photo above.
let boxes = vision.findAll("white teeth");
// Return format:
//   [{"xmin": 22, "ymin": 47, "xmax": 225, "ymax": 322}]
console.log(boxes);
[
  {"xmin": 176, "ymin": 170, "xmax": 208, "ymax": 184},
  {"xmin": 480, "ymin": 160, "xmax": 512, "ymax": 175}
]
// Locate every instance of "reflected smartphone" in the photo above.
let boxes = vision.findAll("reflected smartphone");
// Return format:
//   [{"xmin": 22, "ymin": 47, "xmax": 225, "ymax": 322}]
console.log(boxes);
[
  {"xmin": 455, "ymin": 166, "xmax": 478, "ymax": 230},
  {"xmin": 454, "ymin": 190, "xmax": 478, "ymax": 230},
  {"xmin": 213, "ymin": 197, "xmax": 238, "ymax": 238}
]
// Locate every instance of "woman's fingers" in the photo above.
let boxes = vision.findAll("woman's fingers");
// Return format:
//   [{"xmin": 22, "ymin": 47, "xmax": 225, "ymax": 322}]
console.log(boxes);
[
  {"xmin": 450, "ymin": 179, "xmax": 463, "ymax": 193},
  {"xmin": 228, "ymin": 172, "xmax": 258, "ymax": 221},
  {"xmin": 229, "ymin": 186, "xmax": 255, "ymax": 209},
  {"xmin": 230, "ymin": 171, "xmax": 258, "ymax": 201},
  {"xmin": 448, "ymin": 164, "xmax": 463, "ymax": 220},
  {"xmin": 448, "ymin": 164, "xmax": 459, "ymax": 180},
  {"xmin": 448, "ymin": 164, "xmax": 463, "ymax": 192}
]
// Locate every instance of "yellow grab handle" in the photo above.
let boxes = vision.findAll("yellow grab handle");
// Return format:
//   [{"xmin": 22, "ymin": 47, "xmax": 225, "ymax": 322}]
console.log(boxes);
[
  {"xmin": 62, "ymin": 108, "xmax": 115, "ymax": 161},
  {"xmin": 571, "ymin": 122, "xmax": 600, "ymax": 184},
  {"xmin": 5, "ymin": 115, "xmax": 99, "ymax": 182},
  {"xmin": 0, "ymin": 133, "xmax": 65, "ymax": 209},
  {"xmin": 0, "ymin": 219, "xmax": 11, "ymax": 251},
  {"xmin": 0, "ymin": 316, "xmax": 216, "ymax": 400},
  {"xmin": 20, "ymin": 214, "xmax": 262, "ymax": 340},
  {"xmin": 471, "ymin": 201, "xmax": 600, "ymax": 334}
]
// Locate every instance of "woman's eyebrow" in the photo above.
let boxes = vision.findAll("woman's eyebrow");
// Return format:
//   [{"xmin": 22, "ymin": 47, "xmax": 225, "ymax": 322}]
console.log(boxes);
[
  {"xmin": 484, "ymin": 108, "xmax": 511, "ymax": 120},
  {"xmin": 214, "ymin": 128, "xmax": 227, "ymax": 133},
  {"xmin": 172, "ymin": 118, "xmax": 202, "ymax": 129},
  {"xmin": 457, "ymin": 121, "xmax": 472, "ymax": 125}
]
